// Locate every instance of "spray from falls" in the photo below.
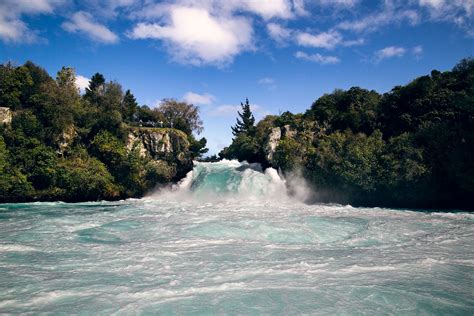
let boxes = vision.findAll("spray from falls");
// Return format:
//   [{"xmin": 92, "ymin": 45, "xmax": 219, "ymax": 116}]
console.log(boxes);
[{"xmin": 151, "ymin": 160, "xmax": 311, "ymax": 203}]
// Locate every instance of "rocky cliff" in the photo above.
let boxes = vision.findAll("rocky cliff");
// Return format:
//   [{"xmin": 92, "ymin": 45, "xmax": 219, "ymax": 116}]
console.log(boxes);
[
  {"xmin": 126, "ymin": 127, "xmax": 193, "ymax": 180},
  {"xmin": 264, "ymin": 124, "xmax": 297, "ymax": 165}
]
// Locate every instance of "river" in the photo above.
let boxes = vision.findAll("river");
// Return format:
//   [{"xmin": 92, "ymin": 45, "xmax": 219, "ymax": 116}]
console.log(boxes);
[{"xmin": 0, "ymin": 160, "xmax": 473, "ymax": 314}]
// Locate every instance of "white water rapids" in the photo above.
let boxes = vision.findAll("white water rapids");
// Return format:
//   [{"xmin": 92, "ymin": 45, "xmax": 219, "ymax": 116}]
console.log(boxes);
[{"xmin": 0, "ymin": 160, "xmax": 473, "ymax": 314}]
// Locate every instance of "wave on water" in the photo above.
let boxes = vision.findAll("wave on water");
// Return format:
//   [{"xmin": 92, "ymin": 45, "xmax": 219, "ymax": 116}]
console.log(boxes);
[{"xmin": 151, "ymin": 160, "xmax": 311, "ymax": 203}]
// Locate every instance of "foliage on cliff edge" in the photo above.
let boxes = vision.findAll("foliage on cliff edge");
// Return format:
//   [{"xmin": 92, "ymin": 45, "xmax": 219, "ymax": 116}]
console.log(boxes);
[
  {"xmin": 220, "ymin": 58, "xmax": 474, "ymax": 209},
  {"xmin": 0, "ymin": 62, "xmax": 207, "ymax": 202}
]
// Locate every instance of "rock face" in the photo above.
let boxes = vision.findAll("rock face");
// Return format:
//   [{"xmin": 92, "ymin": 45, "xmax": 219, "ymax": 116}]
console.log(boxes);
[
  {"xmin": 264, "ymin": 124, "xmax": 295, "ymax": 165},
  {"xmin": 127, "ymin": 127, "xmax": 193, "ymax": 179},
  {"xmin": 56, "ymin": 125, "xmax": 76, "ymax": 154},
  {"xmin": 265, "ymin": 127, "xmax": 281, "ymax": 162},
  {"xmin": 0, "ymin": 107, "xmax": 12, "ymax": 125}
]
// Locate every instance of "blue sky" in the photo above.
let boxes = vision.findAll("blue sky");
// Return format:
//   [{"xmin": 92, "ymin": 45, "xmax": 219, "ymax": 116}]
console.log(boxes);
[{"xmin": 0, "ymin": 0, "xmax": 473, "ymax": 154}]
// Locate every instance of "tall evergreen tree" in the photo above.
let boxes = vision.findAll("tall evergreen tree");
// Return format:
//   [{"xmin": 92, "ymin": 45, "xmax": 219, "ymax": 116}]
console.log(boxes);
[
  {"xmin": 84, "ymin": 73, "xmax": 105, "ymax": 105},
  {"xmin": 122, "ymin": 89, "xmax": 138, "ymax": 122},
  {"xmin": 231, "ymin": 98, "xmax": 255, "ymax": 136}
]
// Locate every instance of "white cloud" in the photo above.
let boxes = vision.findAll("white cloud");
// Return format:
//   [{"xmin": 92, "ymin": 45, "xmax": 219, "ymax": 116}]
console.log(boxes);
[
  {"xmin": 183, "ymin": 92, "xmax": 215, "ymax": 105},
  {"xmin": 209, "ymin": 103, "xmax": 269, "ymax": 117},
  {"xmin": 234, "ymin": 0, "xmax": 293, "ymax": 20},
  {"xmin": 210, "ymin": 104, "xmax": 241, "ymax": 117},
  {"xmin": 418, "ymin": 0, "xmax": 474, "ymax": 34},
  {"xmin": 62, "ymin": 11, "xmax": 119, "ymax": 44},
  {"xmin": 258, "ymin": 77, "xmax": 275, "ymax": 85},
  {"xmin": 342, "ymin": 38, "xmax": 365, "ymax": 46},
  {"xmin": 75, "ymin": 75, "xmax": 90, "ymax": 93},
  {"xmin": 267, "ymin": 23, "xmax": 292, "ymax": 44},
  {"xmin": 336, "ymin": 1, "xmax": 473, "ymax": 36},
  {"xmin": 295, "ymin": 51, "xmax": 340, "ymax": 64},
  {"xmin": 292, "ymin": 0, "xmax": 309, "ymax": 16},
  {"xmin": 337, "ymin": 9, "xmax": 419, "ymax": 33},
  {"xmin": 374, "ymin": 46, "xmax": 406, "ymax": 62},
  {"xmin": 82, "ymin": 0, "xmax": 140, "ymax": 19},
  {"xmin": 267, "ymin": 23, "xmax": 362, "ymax": 48},
  {"xmin": 133, "ymin": 0, "xmax": 297, "ymax": 21},
  {"xmin": 0, "ymin": 16, "xmax": 34, "ymax": 43},
  {"xmin": 258, "ymin": 77, "xmax": 277, "ymax": 90},
  {"xmin": 128, "ymin": 6, "xmax": 253, "ymax": 66},
  {"xmin": 5, "ymin": 0, "xmax": 56, "ymax": 14},
  {"xmin": 296, "ymin": 30, "xmax": 342, "ymax": 49},
  {"xmin": 317, "ymin": 0, "xmax": 359, "ymax": 7},
  {"xmin": 413, "ymin": 45, "xmax": 423, "ymax": 59},
  {"xmin": 419, "ymin": 0, "xmax": 445, "ymax": 9},
  {"xmin": 0, "ymin": 0, "xmax": 58, "ymax": 43}
]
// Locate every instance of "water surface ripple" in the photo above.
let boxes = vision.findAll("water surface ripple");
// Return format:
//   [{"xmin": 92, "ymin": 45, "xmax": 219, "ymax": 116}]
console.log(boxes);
[
  {"xmin": 1, "ymin": 200, "xmax": 473, "ymax": 314},
  {"xmin": 0, "ymin": 161, "xmax": 473, "ymax": 314}
]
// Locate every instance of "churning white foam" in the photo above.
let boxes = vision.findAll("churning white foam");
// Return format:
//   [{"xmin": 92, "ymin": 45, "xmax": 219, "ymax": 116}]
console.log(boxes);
[{"xmin": 151, "ymin": 160, "xmax": 308, "ymax": 203}]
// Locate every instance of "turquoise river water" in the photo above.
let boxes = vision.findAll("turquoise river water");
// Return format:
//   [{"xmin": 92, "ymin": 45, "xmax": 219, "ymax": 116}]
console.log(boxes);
[{"xmin": 0, "ymin": 160, "xmax": 473, "ymax": 314}]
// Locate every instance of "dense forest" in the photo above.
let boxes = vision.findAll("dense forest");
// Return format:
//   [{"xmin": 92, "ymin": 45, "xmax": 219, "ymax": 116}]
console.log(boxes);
[
  {"xmin": 221, "ymin": 58, "xmax": 473, "ymax": 210},
  {"xmin": 0, "ymin": 61, "xmax": 207, "ymax": 202}
]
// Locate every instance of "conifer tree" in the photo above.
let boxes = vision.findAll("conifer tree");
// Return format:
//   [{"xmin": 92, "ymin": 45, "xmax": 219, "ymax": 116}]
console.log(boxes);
[
  {"xmin": 84, "ymin": 73, "xmax": 105, "ymax": 105},
  {"xmin": 122, "ymin": 89, "xmax": 138, "ymax": 122},
  {"xmin": 231, "ymin": 98, "xmax": 255, "ymax": 136}
]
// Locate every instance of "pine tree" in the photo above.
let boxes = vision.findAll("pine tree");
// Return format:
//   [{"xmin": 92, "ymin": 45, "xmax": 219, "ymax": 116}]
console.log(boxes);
[
  {"xmin": 231, "ymin": 98, "xmax": 255, "ymax": 136},
  {"xmin": 122, "ymin": 89, "xmax": 138, "ymax": 122},
  {"xmin": 84, "ymin": 73, "xmax": 105, "ymax": 105}
]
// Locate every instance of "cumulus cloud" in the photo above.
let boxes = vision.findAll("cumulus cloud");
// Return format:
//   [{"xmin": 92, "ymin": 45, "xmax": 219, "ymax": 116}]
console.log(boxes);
[
  {"xmin": 0, "ymin": 0, "xmax": 57, "ymax": 43},
  {"xmin": 374, "ymin": 46, "xmax": 406, "ymax": 62},
  {"xmin": 62, "ymin": 11, "xmax": 119, "ymax": 44},
  {"xmin": 128, "ymin": 6, "xmax": 253, "ymax": 66},
  {"xmin": 295, "ymin": 51, "xmax": 340, "ymax": 64},
  {"xmin": 296, "ymin": 30, "xmax": 342, "ymax": 49},
  {"xmin": 183, "ymin": 92, "xmax": 215, "ymax": 105},
  {"xmin": 75, "ymin": 75, "xmax": 90, "ymax": 93}
]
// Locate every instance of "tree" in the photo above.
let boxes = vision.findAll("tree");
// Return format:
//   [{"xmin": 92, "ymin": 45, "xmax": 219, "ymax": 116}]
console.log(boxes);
[
  {"xmin": 22, "ymin": 61, "xmax": 54, "ymax": 106},
  {"xmin": 84, "ymin": 72, "xmax": 105, "ymax": 106},
  {"xmin": 0, "ymin": 62, "xmax": 33, "ymax": 109},
  {"xmin": 157, "ymin": 99, "xmax": 203, "ymax": 135},
  {"xmin": 305, "ymin": 87, "xmax": 380, "ymax": 134},
  {"xmin": 189, "ymin": 136, "xmax": 209, "ymax": 159},
  {"xmin": 122, "ymin": 89, "xmax": 138, "ymax": 122},
  {"xmin": 231, "ymin": 98, "xmax": 255, "ymax": 136}
]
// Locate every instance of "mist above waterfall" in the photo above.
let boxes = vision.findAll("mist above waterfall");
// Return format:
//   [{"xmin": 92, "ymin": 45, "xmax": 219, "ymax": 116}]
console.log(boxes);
[{"xmin": 150, "ymin": 160, "xmax": 312, "ymax": 203}]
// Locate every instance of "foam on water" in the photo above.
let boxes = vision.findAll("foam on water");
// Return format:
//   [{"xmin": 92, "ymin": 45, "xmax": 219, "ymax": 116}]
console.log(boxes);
[
  {"xmin": 156, "ymin": 160, "xmax": 295, "ymax": 203},
  {"xmin": 0, "ymin": 160, "xmax": 473, "ymax": 314}
]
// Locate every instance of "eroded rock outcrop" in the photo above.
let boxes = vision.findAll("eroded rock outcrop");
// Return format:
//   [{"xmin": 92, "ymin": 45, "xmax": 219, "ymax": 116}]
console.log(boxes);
[
  {"xmin": 127, "ymin": 127, "xmax": 193, "ymax": 179},
  {"xmin": 56, "ymin": 125, "xmax": 76, "ymax": 154},
  {"xmin": 264, "ymin": 124, "xmax": 296, "ymax": 165},
  {"xmin": 0, "ymin": 107, "xmax": 12, "ymax": 125}
]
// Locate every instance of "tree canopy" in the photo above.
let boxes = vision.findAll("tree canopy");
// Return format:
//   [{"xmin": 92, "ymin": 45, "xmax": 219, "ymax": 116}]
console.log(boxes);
[
  {"xmin": 0, "ymin": 61, "xmax": 206, "ymax": 202},
  {"xmin": 221, "ymin": 58, "xmax": 474, "ymax": 210}
]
